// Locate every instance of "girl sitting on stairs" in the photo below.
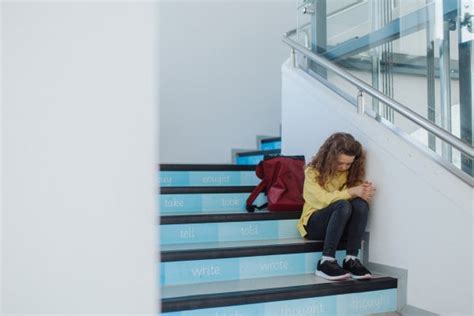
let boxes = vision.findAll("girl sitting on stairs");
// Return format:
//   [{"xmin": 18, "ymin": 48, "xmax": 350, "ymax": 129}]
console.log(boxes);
[{"xmin": 297, "ymin": 132, "xmax": 375, "ymax": 281}]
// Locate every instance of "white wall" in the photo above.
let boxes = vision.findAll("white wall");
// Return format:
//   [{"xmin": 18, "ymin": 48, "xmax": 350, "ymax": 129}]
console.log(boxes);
[
  {"xmin": 159, "ymin": 1, "xmax": 294, "ymax": 163},
  {"xmin": 2, "ymin": 2, "xmax": 158, "ymax": 314},
  {"xmin": 282, "ymin": 61, "xmax": 473, "ymax": 315},
  {"xmin": 0, "ymin": 2, "xmax": 3, "ymax": 311}
]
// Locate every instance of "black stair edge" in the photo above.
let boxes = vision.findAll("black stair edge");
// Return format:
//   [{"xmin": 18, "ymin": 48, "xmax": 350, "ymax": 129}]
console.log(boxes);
[
  {"xmin": 161, "ymin": 276, "xmax": 397, "ymax": 313},
  {"xmin": 236, "ymin": 149, "xmax": 281, "ymax": 157},
  {"xmin": 161, "ymin": 240, "xmax": 347, "ymax": 262},
  {"xmin": 260, "ymin": 137, "xmax": 281, "ymax": 143},
  {"xmin": 159, "ymin": 164, "xmax": 257, "ymax": 171},
  {"xmin": 161, "ymin": 211, "xmax": 302, "ymax": 224},
  {"xmin": 160, "ymin": 186, "xmax": 257, "ymax": 194}
]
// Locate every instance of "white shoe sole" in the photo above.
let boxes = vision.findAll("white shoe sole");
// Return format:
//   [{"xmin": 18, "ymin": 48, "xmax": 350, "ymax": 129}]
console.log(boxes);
[
  {"xmin": 350, "ymin": 273, "xmax": 372, "ymax": 280},
  {"xmin": 315, "ymin": 270, "xmax": 351, "ymax": 281}
]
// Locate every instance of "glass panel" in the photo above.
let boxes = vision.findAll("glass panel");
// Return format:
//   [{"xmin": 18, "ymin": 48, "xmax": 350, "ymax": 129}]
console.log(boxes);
[
  {"xmin": 291, "ymin": 0, "xmax": 473, "ymax": 180},
  {"xmin": 295, "ymin": 0, "xmax": 313, "ymax": 70},
  {"xmin": 327, "ymin": 0, "xmax": 370, "ymax": 47},
  {"xmin": 296, "ymin": 0, "xmax": 313, "ymax": 48}
]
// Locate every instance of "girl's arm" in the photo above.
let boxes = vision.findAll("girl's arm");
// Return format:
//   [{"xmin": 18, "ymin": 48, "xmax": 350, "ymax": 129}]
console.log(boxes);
[
  {"xmin": 303, "ymin": 169, "xmax": 351, "ymax": 210},
  {"xmin": 348, "ymin": 182, "xmax": 376, "ymax": 201}
]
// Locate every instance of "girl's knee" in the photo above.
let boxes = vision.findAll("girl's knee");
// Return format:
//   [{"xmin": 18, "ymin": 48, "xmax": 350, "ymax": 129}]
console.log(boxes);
[
  {"xmin": 333, "ymin": 200, "xmax": 352, "ymax": 217},
  {"xmin": 351, "ymin": 197, "xmax": 370, "ymax": 213}
]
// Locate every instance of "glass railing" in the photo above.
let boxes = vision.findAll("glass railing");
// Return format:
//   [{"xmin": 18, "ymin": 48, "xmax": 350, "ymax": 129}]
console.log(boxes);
[{"xmin": 289, "ymin": 0, "xmax": 473, "ymax": 183}]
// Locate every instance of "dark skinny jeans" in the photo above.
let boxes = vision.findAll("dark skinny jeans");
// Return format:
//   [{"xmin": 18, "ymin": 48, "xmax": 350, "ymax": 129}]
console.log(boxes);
[{"xmin": 305, "ymin": 198, "xmax": 369, "ymax": 258}]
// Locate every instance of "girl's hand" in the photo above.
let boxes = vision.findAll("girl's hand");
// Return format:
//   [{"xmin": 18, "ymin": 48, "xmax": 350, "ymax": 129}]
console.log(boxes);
[
  {"xmin": 348, "ymin": 182, "xmax": 376, "ymax": 201},
  {"xmin": 362, "ymin": 181, "xmax": 376, "ymax": 201}
]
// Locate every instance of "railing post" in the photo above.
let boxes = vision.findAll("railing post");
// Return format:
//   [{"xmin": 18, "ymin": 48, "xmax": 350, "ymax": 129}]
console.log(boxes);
[
  {"xmin": 439, "ymin": 19, "xmax": 454, "ymax": 162},
  {"xmin": 291, "ymin": 48, "xmax": 296, "ymax": 67},
  {"xmin": 357, "ymin": 90, "xmax": 365, "ymax": 114}
]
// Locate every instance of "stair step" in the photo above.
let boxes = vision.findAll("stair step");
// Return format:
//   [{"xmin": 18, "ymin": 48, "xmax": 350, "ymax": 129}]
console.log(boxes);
[
  {"xmin": 161, "ymin": 238, "xmax": 330, "ymax": 259},
  {"xmin": 160, "ymin": 239, "xmax": 348, "ymax": 286},
  {"xmin": 235, "ymin": 149, "xmax": 281, "ymax": 165},
  {"xmin": 159, "ymin": 164, "xmax": 258, "ymax": 187},
  {"xmin": 160, "ymin": 211, "xmax": 301, "ymax": 245},
  {"xmin": 161, "ymin": 186, "xmax": 256, "ymax": 194},
  {"xmin": 161, "ymin": 210, "xmax": 301, "ymax": 224},
  {"xmin": 161, "ymin": 273, "xmax": 397, "ymax": 315},
  {"xmin": 160, "ymin": 219, "xmax": 299, "ymax": 245},
  {"xmin": 159, "ymin": 186, "xmax": 265, "ymax": 214},
  {"xmin": 260, "ymin": 137, "xmax": 282, "ymax": 150}
]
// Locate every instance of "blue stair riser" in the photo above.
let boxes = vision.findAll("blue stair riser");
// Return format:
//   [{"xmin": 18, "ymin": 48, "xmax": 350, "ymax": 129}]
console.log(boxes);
[
  {"xmin": 260, "ymin": 141, "xmax": 281, "ymax": 150},
  {"xmin": 159, "ymin": 171, "xmax": 259, "ymax": 187},
  {"xmin": 160, "ymin": 251, "xmax": 347, "ymax": 286},
  {"xmin": 236, "ymin": 155, "xmax": 265, "ymax": 165},
  {"xmin": 162, "ymin": 288, "xmax": 397, "ymax": 316},
  {"xmin": 160, "ymin": 220, "xmax": 299, "ymax": 245},
  {"xmin": 159, "ymin": 193, "xmax": 266, "ymax": 214}
]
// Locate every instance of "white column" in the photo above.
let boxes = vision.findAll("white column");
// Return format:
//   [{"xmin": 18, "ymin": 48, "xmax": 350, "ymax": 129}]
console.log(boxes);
[{"xmin": 1, "ymin": 2, "xmax": 158, "ymax": 314}]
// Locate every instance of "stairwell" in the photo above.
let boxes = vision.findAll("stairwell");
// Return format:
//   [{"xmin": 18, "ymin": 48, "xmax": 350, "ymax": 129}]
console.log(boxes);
[{"xmin": 159, "ymin": 137, "xmax": 398, "ymax": 315}]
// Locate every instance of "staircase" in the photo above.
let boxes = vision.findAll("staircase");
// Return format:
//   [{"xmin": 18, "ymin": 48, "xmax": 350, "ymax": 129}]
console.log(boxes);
[
  {"xmin": 159, "ymin": 137, "xmax": 398, "ymax": 315},
  {"xmin": 235, "ymin": 137, "xmax": 282, "ymax": 165}
]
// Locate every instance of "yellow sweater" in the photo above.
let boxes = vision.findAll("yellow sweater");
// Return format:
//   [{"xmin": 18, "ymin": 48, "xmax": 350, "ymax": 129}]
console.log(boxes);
[{"xmin": 297, "ymin": 167, "xmax": 352, "ymax": 238}]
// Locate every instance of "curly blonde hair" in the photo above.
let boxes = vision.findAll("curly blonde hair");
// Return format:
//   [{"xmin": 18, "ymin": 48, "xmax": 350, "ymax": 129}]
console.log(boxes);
[{"xmin": 307, "ymin": 132, "xmax": 365, "ymax": 188}]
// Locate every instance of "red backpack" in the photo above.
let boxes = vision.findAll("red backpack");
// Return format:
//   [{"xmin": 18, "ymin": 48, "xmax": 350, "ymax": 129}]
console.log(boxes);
[{"xmin": 246, "ymin": 155, "xmax": 305, "ymax": 212}]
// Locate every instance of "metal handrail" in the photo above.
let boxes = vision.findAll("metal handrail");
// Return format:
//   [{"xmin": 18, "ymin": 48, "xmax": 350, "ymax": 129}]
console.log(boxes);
[{"xmin": 282, "ymin": 28, "xmax": 474, "ymax": 159}]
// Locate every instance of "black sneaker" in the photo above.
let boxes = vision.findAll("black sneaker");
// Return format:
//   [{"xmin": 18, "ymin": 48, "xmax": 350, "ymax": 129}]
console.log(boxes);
[
  {"xmin": 315, "ymin": 259, "xmax": 350, "ymax": 281},
  {"xmin": 343, "ymin": 258, "xmax": 372, "ymax": 280}
]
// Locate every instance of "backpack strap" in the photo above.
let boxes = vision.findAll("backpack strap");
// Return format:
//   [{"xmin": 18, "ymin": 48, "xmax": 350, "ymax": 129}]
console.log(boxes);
[{"xmin": 245, "ymin": 180, "xmax": 268, "ymax": 212}]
